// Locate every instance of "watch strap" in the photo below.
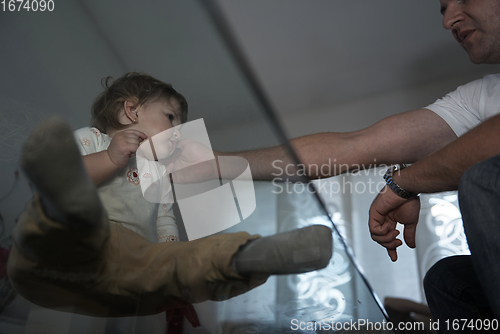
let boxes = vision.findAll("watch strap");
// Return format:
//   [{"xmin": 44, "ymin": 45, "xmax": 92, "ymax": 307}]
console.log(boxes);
[{"xmin": 383, "ymin": 164, "xmax": 418, "ymax": 199}]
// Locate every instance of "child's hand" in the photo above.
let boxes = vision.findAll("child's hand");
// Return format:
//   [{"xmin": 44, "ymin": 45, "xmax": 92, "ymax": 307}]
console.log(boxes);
[{"xmin": 107, "ymin": 129, "xmax": 147, "ymax": 168}]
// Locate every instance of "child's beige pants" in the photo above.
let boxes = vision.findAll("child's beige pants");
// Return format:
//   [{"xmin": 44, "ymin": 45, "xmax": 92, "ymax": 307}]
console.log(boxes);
[{"xmin": 7, "ymin": 197, "xmax": 266, "ymax": 317}]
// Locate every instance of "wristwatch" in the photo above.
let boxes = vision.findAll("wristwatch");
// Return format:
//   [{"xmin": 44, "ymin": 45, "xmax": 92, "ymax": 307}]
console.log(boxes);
[{"xmin": 383, "ymin": 164, "xmax": 419, "ymax": 199}]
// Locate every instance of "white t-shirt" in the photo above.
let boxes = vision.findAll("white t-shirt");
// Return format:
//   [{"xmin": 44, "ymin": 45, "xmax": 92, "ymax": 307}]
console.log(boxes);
[
  {"xmin": 426, "ymin": 73, "xmax": 500, "ymax": 137},
  {"xmin": 74, "ymin": 127, "xmax": 178, "ymax": 243}
]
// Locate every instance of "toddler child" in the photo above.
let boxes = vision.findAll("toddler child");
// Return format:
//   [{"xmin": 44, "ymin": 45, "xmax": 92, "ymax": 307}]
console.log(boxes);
[{"xmin": 75, "ymin": 73, "xmax": 185, "ymax": 244}]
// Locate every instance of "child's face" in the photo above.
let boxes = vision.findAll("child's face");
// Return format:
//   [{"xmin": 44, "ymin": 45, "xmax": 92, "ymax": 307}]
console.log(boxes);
[
  {"xmin": 133, "ymin": 99, "xmax": 182, "ymax": 160},
  {"xmin": 134, "ymin": 99, "xmax": 182, "ymax": 139}
]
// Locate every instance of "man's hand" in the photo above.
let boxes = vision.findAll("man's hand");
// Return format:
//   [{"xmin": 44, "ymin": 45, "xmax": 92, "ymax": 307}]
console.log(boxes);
[
  {"xmin": 107, "ymin": 129, "xmax": 147, "ymax": 168},
  {"xmin": 368, "ymin": 185, "xmax": 420, "ymax": 262}
]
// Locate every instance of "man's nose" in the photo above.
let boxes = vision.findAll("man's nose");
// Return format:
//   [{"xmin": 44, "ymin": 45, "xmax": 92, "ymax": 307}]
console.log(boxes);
[{"xmin": 443, "ymin": 3, "xmax": 465, "ymax": 30}]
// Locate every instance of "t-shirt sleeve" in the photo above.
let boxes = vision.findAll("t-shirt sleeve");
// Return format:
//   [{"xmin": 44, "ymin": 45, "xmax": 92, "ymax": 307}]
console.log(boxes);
[
  {"xmin": 73, "ymin": 127, "xmax": 109, "ymax": 155},
  {"xmin": 425, "ymin": 78, "xmax": 483, "ymax": 137}
]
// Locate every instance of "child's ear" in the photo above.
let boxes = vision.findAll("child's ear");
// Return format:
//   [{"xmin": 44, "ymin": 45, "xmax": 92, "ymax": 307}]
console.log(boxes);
[{"xmin": 123, "ymin": 99, "xmax": 139, "ymax": 123}]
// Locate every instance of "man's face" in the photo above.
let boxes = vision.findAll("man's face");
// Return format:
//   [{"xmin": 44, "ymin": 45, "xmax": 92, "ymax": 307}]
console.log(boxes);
[{"xmin": 440, "ymin": 0, "xmax": 500, "ymax": 64}]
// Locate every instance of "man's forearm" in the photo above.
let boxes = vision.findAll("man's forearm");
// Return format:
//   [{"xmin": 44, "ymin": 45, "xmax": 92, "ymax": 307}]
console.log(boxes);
[
  {"xmin": 395, "ymin": 114, "xmax": 500, "ymax": 193},
  {"xmin": 230, "ymin": 109, "xmax": 457, "ymax": 181},
  {"xmin": 225, "ymin": 132, "xmax": 361, "ymax": 181}
]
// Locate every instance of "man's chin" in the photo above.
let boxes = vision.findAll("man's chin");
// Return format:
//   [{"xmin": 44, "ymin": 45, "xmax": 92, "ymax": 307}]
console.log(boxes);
[
  {"xmin": 468, "ymin": 55, "xmax": 483, "ymax": 64},
  {"xmin": 466, "ymin": 47, "xmax": 500, "ymax": 64},
  {"xmin": 465, "ymin": 48, "xmax": 483, "ymax": 64}
]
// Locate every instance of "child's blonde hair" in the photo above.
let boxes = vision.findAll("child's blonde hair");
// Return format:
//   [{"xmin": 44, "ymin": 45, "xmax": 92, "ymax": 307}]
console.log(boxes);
[{"xmin": 91, "ymin": 72, "xmax": 188, "ymax": 132}]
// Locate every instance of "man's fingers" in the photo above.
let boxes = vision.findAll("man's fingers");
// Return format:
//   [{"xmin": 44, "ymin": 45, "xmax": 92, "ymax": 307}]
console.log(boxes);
[
  {"xmin": 379, "ymin": 238, "xmax": 403, "ymax": 250},
  {"xmin": 368, "ymin": 214, "xmax": 397, "ymax": 236},
  {"xmin": 371, "ymin": 229, "xmax": 400, "ymax": 244},
  {"xmin": 387, "ymin": 249, "xmax": 398, "ymax": 262},
  {"xmin": 403, "ymin": 224, "xmax": 417, "ymax": 248},
  {"xmin": 369, "ymin": 221, "xmax": 397, "ymax": 236},
  {"xmin": 372, "ymin": 230, "xmax": 402, "ymax": 261}
]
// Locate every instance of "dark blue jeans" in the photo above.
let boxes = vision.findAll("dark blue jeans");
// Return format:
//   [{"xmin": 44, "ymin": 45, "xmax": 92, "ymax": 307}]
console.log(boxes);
[{"xmin": 424, "ymin": 155, "xmax": 500, "ymax": 332}]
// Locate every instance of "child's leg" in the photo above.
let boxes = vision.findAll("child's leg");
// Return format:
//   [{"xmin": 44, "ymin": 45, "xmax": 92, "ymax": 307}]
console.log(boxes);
[
  {"xmin": 95, "ymin": 224, "xmax": 266, "ymax": 316},
  {"xmin": 21, "ymin": 116, "xmax": 104, "ymax": 229},
  {"xmin": 7, "ymin": 116, "xmax": 111, "ymax": 313},
  {"xmin": 10, "ymin": 219, "xmax": 331, "ymax": 317},
  {"xmin": 8, "ymin": 216, "xmax": 263, "ymax": 317},
  {"xmin": 85, "ymin": 224, "xmax": 331, "ymax": 316},
  {"xmin": 232, "ymin": 224, "xmax": 332, "ymax": 276},
  {"xmin": 13, "ymin": 116, "xmax": 109, "ymax": 266}
]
